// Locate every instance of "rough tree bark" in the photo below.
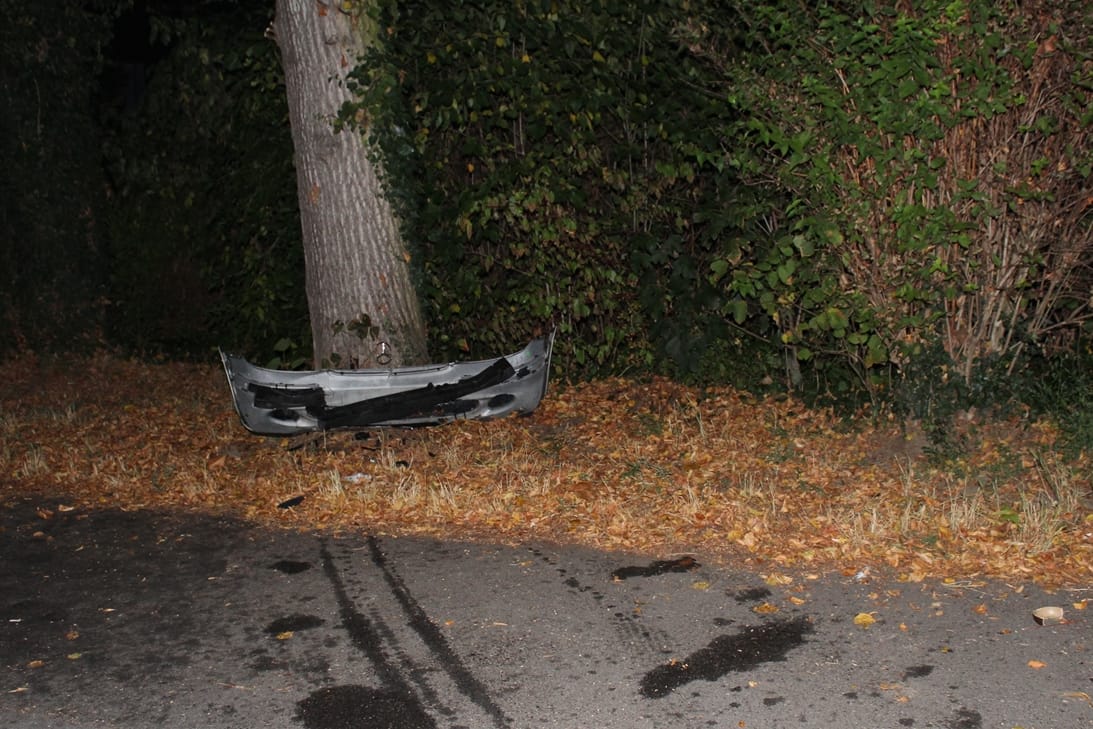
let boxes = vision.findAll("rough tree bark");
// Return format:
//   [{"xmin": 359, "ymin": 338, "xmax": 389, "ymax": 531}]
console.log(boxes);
[{"xmin": 274, "ymin": 0, "xmax": 427, "ymax": 368}]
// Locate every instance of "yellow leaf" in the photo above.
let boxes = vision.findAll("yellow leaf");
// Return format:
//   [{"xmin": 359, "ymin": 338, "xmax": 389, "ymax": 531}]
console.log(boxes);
[
  {"xmin": 275, "ymin": 631, "xmax": 294, "ymax": 641},
  {"xmin": 1027, "ymin": 660, "xmax": 1046, "ymax": 670},
  {"xmin": 753, "ymin": 602, "xmax": 779, "ymax": 615},
  {"xmin": 692, "ymin": 580, "xmax": 710, "ymax": 591},
  {"xmin": 853, "ymin": 612, "xmax": 877, "ymax": 627},
  {"xmin": 27, "ymin": 660, "xmax": 44, "ymax": 669},
  {"xmin": 66, "ymin": 653, "xmax": 81, "ymax": 660}
]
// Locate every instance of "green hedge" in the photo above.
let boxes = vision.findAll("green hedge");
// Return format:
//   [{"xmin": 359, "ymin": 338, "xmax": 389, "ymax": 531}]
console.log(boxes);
[
  {"xmin": 353, "ymin": 0, "xmax": 1091, "ymax": 416},
  {"xmin": 352, "ymin": 0, "xmax": 769, "ymax": 380}
]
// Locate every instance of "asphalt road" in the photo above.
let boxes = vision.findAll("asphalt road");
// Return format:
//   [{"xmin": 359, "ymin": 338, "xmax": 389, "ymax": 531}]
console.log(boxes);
[{"xmin": 1, "ymin": 495, "xmax": 1089, "ymax": 729}]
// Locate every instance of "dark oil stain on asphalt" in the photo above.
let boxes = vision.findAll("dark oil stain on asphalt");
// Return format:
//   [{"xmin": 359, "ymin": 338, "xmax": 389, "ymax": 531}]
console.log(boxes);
[
  {"xmin": 296, "ymin": 685, "xmax": 436, "ymax": 729},
  {"xmin": 734, "ymin": 586, "xmax": 772, "ymax": 603},
  {"xmin": 902, "ymin": 664, "xmax": 934, "ymax": 679},
  {"xmin": 264, "ymin": 614, "xmax": 324, "ymax": 635},
  {"xmin": 611, "ymin": 555, "xmax": 699, "ymax": 581},
  {"xmin": 640, "ymin": 616, "xmax": 812, "ymax": 698},
  {"xmin": 271, "ymin": 559, "xmax": 313, "ymax": 574},
  {"xmin": 946, "ymin": 707, "xmax": 983, "ymax": 729}
]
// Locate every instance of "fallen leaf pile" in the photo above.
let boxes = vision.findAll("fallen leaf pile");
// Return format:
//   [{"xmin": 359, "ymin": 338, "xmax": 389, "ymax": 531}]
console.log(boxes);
[{"xmin": 2, "ymin": 352, "xmax": 1091, "ymax": 586}]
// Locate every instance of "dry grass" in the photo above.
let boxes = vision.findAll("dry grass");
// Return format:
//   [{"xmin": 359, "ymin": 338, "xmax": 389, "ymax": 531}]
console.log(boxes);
[{"xmin": 1, "ymin": 351, "xmax": 1090, "ymax": 586}]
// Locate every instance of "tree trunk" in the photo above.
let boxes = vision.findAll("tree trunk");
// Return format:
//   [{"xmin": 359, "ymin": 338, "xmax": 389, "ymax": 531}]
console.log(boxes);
[{"xmin": 274, "ymin": 0, "xmax": 427, "ymax": 368}]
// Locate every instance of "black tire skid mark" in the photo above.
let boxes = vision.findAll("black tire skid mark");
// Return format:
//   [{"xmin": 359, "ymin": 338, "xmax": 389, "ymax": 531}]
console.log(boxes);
[
  {"xmin": 527, "ymin": 547, "xmax": 674, "ymax": 658},
  {"xmin": 363, "ymin": 536, "xmax": 513, "ymax": 729},
  {"xmin": 328, "ymin": 538, "xmax": 455, "ymax": 722},
  {"xmin": 319, "ymin": 540, "xmax": 421, "ymax": 699}
]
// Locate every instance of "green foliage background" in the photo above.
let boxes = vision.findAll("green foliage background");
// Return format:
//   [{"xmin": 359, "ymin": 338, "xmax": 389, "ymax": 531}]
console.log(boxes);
[
  {"xmin": 354, "ymin": 0, "xmax": 1091, "ymax": 413},
  {"xmin": 697, "ymin": 0, "xmax": 1092, "ymax": 406},
  {"xmin": 0, "ymin": 0, "xmax": 308, "ymax": 362},
  {"xmin": 100, "ymin": 1, "xmax": 308, "ymax": 360},
  {"xmin": 352, "ymin": 0, "xmax": 773, "ymax": 383},
  {"xmin": 0, "ymin": 1, "xmax": 118, "ymax": 351},
  {"xmin": 1, "ymin": 0, "xmax": 1090, "ymax": 449}
]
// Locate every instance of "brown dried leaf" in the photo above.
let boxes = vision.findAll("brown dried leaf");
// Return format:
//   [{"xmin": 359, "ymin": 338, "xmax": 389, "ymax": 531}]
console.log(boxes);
[{"xmin": 3, "ymin": 356, "xmax": 1089, "ymax": 587}]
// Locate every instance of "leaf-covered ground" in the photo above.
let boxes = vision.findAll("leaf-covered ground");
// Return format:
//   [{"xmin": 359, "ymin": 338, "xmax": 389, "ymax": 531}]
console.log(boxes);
[{"xmin": 3, "ymin": 353, "xmax": 1090, "ymax": 587}]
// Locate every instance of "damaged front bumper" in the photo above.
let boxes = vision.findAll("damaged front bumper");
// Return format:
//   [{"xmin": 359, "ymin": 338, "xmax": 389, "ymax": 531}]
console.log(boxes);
[{"xmin": 220, "ymin": 332, "xmax": 554, "ymax": 436}]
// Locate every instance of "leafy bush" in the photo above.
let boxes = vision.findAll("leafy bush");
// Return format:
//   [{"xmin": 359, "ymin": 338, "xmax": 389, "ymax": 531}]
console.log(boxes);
[
  {"xmin": 352, "ymin": 0, "xmax": 770, "ymax": 377},
  {"xmin": 693, "ymin": 0, "xmax": 1093, "ymax": 407},
  {"xmin": 345, "ymin": 0, "xmax": 1091, "ymax": 423},
  {"xmin": 101, "ymin": 2, "xmax": 309, "ymax": 359}
]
